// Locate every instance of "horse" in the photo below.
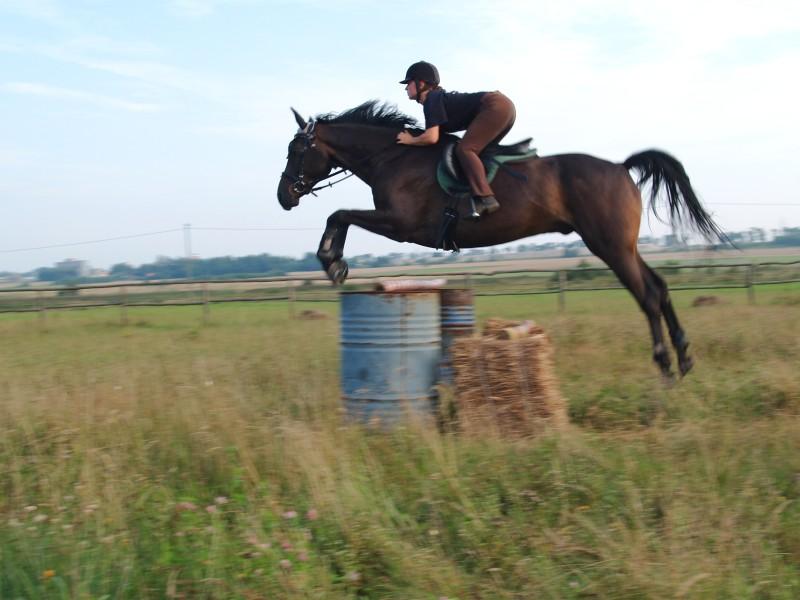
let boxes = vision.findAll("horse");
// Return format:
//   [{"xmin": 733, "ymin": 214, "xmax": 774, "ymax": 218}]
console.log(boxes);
[{"xmin": 277, "ymin": 101, "xmax": 727, "ymax": 378}]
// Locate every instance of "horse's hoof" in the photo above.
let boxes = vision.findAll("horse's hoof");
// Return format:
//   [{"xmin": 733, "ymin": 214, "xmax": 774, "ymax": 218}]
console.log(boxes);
[
  {"xmin": 327, "ymin": 260, "xmax": 349, "ymax": 285},
  {"xmin": 661, "ymin": 371, "xmax": 677, "ymax": 387},
  {"xmin": 679, "ymin": 355, "xmax": 694, "ymax": 377},
  {"xmin": 653, "ymin": 345, "xmax": 671, "ymax": 371}
]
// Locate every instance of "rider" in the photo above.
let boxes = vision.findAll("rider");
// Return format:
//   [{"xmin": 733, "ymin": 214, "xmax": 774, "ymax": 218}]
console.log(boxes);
[{"xmin": 396, "ymin": 60, "xmax": 516, "ymax": 217}]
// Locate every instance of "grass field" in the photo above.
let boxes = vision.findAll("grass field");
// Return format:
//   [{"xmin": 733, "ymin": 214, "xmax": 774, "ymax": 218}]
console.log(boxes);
[{"xmin": 1, "ymin": 285, "xmax": 799, "ymax": 599}]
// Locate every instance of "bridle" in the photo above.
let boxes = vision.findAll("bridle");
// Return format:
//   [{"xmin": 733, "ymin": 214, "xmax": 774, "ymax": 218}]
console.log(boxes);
[
  {"xmin": 281, "ymin": 118, "xmax": 402, "ymax": 198},
  {"xmin": 280, "ymin": 120, "xmax": 354, "ymax": 198}
]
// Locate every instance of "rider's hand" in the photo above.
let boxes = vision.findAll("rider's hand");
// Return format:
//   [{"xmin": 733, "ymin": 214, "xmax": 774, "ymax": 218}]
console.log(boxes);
[{"xmin": 396, "ymin": 130, "xmax": 414, "ymax": 145}]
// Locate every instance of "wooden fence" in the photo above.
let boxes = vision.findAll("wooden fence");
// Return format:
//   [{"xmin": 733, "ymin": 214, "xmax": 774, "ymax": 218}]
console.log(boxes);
[{"xmin": 1, "ymin": 260, "xmax": 798, "ymax": 323}]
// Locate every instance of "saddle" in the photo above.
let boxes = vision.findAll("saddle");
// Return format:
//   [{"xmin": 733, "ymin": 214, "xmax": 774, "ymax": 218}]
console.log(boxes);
[
  {"xmin": 437, "ymin": 138, "xmax": 538, "ymax": 197},
  {"xmin": 434, "ymin": 138, "xmax": 538, "ymax": 252}
]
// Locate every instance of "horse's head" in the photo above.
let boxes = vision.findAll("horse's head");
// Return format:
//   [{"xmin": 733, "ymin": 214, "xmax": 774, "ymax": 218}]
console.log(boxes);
[{"xmin": 277, "ymin": 108, "xmax": 336, "ymax": 210}]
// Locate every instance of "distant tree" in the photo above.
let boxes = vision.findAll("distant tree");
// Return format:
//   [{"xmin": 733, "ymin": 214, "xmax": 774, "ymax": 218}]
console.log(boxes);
[
  {"xmin": 773, "ymin": 227, "xmax": 800, "ymax": 247},
  {"xmin": 296, "ymin": 252, "xmax": 321, "ymax": 271},
  {"xmin": 37, "ymin": 267, "xmax": 78, "ymax": 282}
]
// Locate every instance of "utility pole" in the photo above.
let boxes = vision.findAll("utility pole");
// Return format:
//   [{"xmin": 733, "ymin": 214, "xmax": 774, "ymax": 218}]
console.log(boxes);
[{"xmin": 183, "ymin": 223, "xmax": 193, "ymax": 280}]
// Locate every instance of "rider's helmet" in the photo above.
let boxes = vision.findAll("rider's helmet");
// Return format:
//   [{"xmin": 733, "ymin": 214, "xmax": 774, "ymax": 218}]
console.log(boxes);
[{"xmin": 399, "ymin": 61, "xmax": 440, "ymax": 86}]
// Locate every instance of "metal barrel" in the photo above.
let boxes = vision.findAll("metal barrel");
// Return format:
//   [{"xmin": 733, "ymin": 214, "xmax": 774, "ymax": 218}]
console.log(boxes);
[
  {"xmin": 438, "ymin": 288, "xmax": 476, "ymax": 384},
  {"xmin": 340, "ymin": 291, "xmax": 441, "ymax": 425}
]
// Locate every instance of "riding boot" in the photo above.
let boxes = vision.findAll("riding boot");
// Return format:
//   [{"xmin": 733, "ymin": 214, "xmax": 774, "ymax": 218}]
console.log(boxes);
[{"xmin": 474, "ymin": 195, "xmax": 500, "ymax": 217}]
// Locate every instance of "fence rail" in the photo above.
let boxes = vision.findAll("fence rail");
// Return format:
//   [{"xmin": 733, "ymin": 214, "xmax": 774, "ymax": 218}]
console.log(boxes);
[{"xmin": 1, "ymin": 260, "xmax": 798, "ymax": 320}]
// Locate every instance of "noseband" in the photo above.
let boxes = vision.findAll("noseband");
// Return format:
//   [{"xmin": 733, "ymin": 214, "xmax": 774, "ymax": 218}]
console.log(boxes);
[{"xmin": 281, "ymin": 120, "xmax": 353, "ymax": 197}]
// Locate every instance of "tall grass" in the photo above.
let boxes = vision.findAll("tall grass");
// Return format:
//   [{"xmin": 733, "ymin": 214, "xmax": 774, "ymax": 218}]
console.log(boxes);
[{"xmin": 1, "ymin": 289, "xmax": 798, "ymax": 598}]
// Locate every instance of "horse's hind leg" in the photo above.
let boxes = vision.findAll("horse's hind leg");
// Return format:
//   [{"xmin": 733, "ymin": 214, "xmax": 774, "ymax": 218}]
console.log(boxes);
[
  {"xmin": 620, "ymin": 255, "xmax": 674, "ymax": 378},
  {"xmin": 583, "ymin": 239, "xmax": 674, "ymax": 378},
  {"xmin": 642, "ymin": 263, "xmax": 694, "ymax": 376},
  {"xmin": 571, "ymin": 165, "xmax": 679, "ymax": 377}
]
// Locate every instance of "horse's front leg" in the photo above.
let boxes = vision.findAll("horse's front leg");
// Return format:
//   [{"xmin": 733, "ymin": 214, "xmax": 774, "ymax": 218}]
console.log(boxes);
[
  {"xmin": 316, "ymin": 209, "xmax": 403, "ymax": 284},
  {"xmin": 316, "ymin": 215, "xmax": 350, "ymax": 284}
]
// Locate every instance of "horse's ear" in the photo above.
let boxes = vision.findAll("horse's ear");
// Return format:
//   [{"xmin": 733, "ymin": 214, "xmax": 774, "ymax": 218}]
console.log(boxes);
[{"xmin": 291, "ymin": 107, "xmax": 307, "ymax": 130}]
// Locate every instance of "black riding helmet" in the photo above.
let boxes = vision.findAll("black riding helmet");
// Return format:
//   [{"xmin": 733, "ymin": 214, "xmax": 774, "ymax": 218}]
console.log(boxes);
[{"xmin": 399, "ymin": 61, "xmax": 440, "ymax": 86}]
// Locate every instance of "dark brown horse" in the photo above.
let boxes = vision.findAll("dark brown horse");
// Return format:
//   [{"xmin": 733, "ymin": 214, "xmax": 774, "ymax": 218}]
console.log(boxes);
[{"xmin": 277, "ymin": 101, "xmax": 727, "ymax": 378}]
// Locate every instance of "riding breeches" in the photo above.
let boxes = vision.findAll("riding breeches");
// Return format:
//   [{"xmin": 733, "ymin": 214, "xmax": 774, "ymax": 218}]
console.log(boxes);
[{"xmin": 455, "ymin": 91, "xmax": 516, "ymax": 197}]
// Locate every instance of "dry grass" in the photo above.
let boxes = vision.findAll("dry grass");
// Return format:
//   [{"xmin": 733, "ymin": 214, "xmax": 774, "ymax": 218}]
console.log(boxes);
[{"xmin": 0, "ymin": 291, "xmax": 799, "ymax": 598}]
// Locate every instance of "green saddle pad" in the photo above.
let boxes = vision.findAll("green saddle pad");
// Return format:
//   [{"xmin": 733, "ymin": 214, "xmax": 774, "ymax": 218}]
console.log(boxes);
[{"xmin": 436, "ymin": 147, "xmax": 539, "ymax": 197}]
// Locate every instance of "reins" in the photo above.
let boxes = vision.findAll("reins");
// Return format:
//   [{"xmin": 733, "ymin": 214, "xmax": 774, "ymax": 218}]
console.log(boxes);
[{"xmin": 309, "ymin": 170, "xmax": 356, "ymax": 193}]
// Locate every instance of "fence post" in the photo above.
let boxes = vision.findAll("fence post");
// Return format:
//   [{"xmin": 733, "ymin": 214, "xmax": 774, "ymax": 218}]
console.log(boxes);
[
  {"xmin": 202, "ymin": 282, "xmax": 210, "ymax": 323},
  {"xmin": 120, "ymin": 286, "xmax": 128, "ymax": 326},
  {"xmin": 746, "ymin": 264, "xmax": 756, "ymax": 305},
  {"xmin": 558, "ymin": 270, "xmax": 567, "ymax": 312},
  {"xmin": 37, "ymin": 291, "xmax": 47, "ymax": 328},
  {"xmin": 288, "ymin": 282, "xmax": 296, "ymax": 319}
]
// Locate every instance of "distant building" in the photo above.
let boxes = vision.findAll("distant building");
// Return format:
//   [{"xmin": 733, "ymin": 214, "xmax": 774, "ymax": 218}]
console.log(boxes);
[
  {"xmin": 0, "ymin": 274, "xmax": 23, "ymax": 285},
  {"xmin": 56, "ymin": 258, "xmax": 90, "ymax": 277}
]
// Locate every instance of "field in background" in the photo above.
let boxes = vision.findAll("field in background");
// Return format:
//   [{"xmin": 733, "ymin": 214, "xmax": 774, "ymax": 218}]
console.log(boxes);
[
  {"xmin": 330, "ymin": 246, "xmax": 800, "ymax": 278},
  {"xmin": 2, "ymin": 250, "xmax": 799, "ymax": 316},
  {"xmin": 1, "ymin": 284, "xmax": 799, "ymax": 598}
]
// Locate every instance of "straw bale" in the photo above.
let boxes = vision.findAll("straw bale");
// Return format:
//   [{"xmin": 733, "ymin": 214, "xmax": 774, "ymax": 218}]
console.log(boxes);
[{"xmin": 450, "ymin": 319, "xmax": 567, "ymax": 438}]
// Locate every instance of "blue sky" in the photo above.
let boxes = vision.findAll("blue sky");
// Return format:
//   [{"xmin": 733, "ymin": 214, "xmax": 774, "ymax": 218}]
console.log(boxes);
[{"xmin": 1, "ymin": 0, "xmax": 799, "ymax": 271}]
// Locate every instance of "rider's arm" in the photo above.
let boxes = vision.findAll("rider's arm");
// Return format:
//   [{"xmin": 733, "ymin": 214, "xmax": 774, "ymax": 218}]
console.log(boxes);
[{"xmin": 397, "ymin": 126, "xmax": 440, "ymax": 146}]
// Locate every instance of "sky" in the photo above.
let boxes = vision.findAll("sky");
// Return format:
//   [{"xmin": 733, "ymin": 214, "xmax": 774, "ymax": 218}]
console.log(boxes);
[{"xmin": 1, "ymin": 0, "xmax": 799, "ymax": 272}]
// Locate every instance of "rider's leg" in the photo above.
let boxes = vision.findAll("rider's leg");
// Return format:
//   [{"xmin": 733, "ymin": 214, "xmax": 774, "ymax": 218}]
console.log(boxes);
[{"xmin": 455, "ymin": 92, "xmax": 516, "ymax": 216}]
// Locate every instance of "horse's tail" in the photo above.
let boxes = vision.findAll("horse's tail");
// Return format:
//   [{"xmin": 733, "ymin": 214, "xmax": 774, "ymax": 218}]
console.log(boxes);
[{"xmin": 624, "ymin": 149, "xmax": 728, "ymax": 243}]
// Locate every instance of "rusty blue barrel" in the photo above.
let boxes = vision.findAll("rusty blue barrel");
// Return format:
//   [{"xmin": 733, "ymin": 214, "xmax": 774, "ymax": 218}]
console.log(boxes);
[
  {"xmin": 340, "ymin": 291, "xmax": 441, "ymax": 425},
  {"xmin": 438, "ymin": 288, "xmax": 476, "ymax": 384}
]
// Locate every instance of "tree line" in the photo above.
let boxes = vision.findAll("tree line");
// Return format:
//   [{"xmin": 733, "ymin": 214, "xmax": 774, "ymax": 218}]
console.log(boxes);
[{"xmin": 31, "ymin": 227, "xmax": 800, "ymax": 284}]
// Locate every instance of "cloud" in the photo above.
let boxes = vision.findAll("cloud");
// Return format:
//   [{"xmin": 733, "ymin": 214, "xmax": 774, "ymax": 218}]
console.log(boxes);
[
  {"xmin": 169, "ymin": 0, "xmax": 216, "ymax": 18},
  {"xmin": 414, "ymin": 1, "xmax": 799, "ymax": 143},
  {"xmin": 0, "ymin": 0, "xmax": 61, "ymax": 21},
  {"xmin": 167, "ymin": 0, "xmax": 263, "ymax": 18},
  {"xmin": 3, "ymin": 82, "xmax": 162, "ymax": 112},
  {"xmin": 0, "ymin": 34, "xmax": 291, "ymax": 138},
  {"xmin": 0, "ymin": 144, "xmax": 37, "ymax": 167},
  {"xmin": 3, "ymin": 39, "xmax": 227, "ymax": 104}
]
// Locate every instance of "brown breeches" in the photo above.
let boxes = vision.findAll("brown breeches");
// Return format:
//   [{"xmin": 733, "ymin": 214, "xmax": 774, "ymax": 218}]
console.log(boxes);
[{"xmin": 455, "ymin": 91, "xmax": 516, "ymax": 197}]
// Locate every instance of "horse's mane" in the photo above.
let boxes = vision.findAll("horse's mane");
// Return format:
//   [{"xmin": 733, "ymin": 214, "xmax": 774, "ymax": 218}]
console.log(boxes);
[{"xmin": 316, "ymin": 100, "xmax": 421, "ymax": 131}]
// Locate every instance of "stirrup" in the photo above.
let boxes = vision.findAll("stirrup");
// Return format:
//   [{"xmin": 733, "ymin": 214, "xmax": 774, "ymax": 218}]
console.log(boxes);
[
  {"xmin": 468, "ymin": 197, "xmax": 481, "ymax": 219},
  {"xmin": 436, "ymin": 206, "xmax": 459, "ymax": 251}
]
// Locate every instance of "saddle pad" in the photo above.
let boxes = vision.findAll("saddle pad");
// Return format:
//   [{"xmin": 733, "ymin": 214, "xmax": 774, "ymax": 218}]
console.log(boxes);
[{"xmin": 436, "ymin": 148, "xmax": 539, "ymax": 197}]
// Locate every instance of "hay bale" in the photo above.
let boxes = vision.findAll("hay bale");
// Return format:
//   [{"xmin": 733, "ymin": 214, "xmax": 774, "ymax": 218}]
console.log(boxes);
[
  {"xmin": 482, "ymin": 317, "xmax": 526, "ymax": 338},
  {"xmin": 450, "ymin": 319, "xmax": 567, "ymax": 438}
]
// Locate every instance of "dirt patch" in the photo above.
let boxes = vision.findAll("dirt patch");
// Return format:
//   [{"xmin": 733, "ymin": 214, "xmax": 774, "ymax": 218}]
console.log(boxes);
[
  {"xmin": 692, "ymin": 295, "xmax": 722, "ymax": 307},
  {"xmin": 297, "ymin": 309, "xmax": 328, "ymax": 320}
]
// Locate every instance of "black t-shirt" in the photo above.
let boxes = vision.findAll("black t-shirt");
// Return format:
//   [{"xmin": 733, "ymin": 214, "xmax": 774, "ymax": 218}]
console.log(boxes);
[{"xmin": 423, "ymin": 89, "xmax": 486, "ymax": 132}]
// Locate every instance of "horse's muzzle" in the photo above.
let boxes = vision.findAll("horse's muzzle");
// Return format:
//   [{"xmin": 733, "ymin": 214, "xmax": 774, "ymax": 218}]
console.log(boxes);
[
  {"xmin": 279, "ymin": 171, "xmax": 307, "ymax": 210},
  {"xmin": 277, "ymin": 186, "xmax": 299, "ymax": 211},
  {"xmin": 278, "ymin": 195, "xmax": 298, "ymax": 211}
]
